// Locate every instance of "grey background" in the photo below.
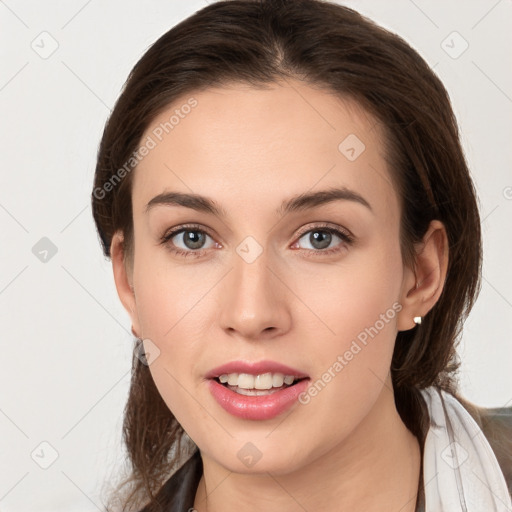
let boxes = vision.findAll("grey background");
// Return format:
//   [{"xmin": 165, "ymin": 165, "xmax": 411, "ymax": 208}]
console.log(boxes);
[{"xmin": 0, "ymin": 1, "xmax": 511, "ymax": 510}]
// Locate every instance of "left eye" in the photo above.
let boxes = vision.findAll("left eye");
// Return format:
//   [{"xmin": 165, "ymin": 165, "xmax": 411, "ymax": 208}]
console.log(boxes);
[{"xmin": 295, "ymin": 228, "xmax": 349, "ymax": 251}]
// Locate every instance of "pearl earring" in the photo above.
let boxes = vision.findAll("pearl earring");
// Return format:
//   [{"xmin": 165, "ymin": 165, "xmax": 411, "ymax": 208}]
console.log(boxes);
[{"xmin": 413, "ymin": 316, "xmax": 422, "ymax": 325}]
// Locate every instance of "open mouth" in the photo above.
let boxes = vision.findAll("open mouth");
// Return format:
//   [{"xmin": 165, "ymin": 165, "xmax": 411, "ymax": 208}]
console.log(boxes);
[{"xmin": 213, "ymin": 376, "xmax": 308, "ymax": 396}]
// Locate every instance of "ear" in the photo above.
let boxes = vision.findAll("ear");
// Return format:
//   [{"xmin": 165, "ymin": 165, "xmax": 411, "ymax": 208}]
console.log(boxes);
[
  {"xmin": 396, "ymin": 220, "xmax": 449, "ymax": 331},
  {"xmin": 110, "ymin": 231, "xmax": 141, "ymax": 338}
]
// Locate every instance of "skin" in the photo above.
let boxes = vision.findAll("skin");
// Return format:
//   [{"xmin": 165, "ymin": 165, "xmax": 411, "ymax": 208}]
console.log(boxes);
[{"xmin": 111, "ymin": 78, "xmax": 448, "ymax": 512}]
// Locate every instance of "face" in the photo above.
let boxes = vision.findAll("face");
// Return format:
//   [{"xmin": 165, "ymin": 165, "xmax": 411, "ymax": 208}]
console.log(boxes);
[{"xmin": 113, "ymin": 79, "xmax": 428, "ymax": 475}]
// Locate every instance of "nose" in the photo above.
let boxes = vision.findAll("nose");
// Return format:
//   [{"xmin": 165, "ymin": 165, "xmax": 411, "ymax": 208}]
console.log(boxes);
[{"xmin": 218, "ymin": 247, "xmax": 292, "ymax": 341}]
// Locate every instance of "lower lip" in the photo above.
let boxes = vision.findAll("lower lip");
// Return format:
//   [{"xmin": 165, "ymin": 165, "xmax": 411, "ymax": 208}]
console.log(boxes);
[{"xmin": 207, "ymin": 378, "xmax": 310, "ymax": 421}]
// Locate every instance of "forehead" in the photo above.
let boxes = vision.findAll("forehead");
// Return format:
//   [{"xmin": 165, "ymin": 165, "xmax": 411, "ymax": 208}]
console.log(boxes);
[{"xmin": 132, "ymin": 79, "xmax": 398, "ymax": 221}]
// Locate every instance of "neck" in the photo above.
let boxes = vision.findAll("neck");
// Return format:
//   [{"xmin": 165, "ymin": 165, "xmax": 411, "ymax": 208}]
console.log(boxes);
[{"xmin": 193, "ymin": 382, "xmax": 421, "ymax": 512}]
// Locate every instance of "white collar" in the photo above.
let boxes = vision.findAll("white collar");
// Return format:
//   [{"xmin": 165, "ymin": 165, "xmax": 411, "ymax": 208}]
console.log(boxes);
[{"xmin": 420, "ymin": 387, "xmax": 512, "ymax": 511}]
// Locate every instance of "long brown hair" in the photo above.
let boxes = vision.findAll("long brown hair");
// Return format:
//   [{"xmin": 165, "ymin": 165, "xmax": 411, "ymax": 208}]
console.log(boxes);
[{"xmin": 92, "ymin": 1, "xmax": 486, "ymax": 509}]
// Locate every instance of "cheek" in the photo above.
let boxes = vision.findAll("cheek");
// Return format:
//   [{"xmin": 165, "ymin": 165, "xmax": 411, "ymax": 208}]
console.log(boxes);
[
  {"xmin": 132, "ymin": 236, "xmax": 217, "ymax": 339},
  {"xmin": 290, "ymin": 239, "xmax": 403, "ymax": 389},
  {"xmin": 289, "ymin": 257, "xmax": 402, "ymax": 444},
  {"xmin": 131, "ymin": 240, "xmax": 228, "ymax": 383},
  {"xmin": 132, "ymin": 257, "xmax": 215, "ymax": 427},
  {"xmin": 294, "ymin": 239, "xmax": 402, "ymax": 338}
]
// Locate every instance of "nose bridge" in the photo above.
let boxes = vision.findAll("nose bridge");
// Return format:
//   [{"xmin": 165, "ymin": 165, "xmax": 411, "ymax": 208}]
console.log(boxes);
[{"xmin": 218, "ymin": 239, "xmax": 291, "ymax": 339}]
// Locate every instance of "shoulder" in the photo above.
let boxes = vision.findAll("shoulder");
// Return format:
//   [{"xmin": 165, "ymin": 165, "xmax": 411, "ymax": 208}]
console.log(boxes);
[
  {"xmin": 429, "ymin": 390, "xmax": 512, "ymax": 498},
  {"xmin": 461, "ymin": 400, "xmax": 512, "ymax": 497}
]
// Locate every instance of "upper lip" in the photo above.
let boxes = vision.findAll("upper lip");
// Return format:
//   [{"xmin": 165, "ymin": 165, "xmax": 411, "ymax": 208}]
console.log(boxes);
[{"xmin": 205, "ymin": 360, "xmax": 310, "ymax": 380}]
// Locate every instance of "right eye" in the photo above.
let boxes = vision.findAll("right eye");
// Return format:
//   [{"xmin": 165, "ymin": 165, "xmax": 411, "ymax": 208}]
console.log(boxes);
[{"xmin": 160, "ymin": 224, "xmax": 218, "ymax": 258}]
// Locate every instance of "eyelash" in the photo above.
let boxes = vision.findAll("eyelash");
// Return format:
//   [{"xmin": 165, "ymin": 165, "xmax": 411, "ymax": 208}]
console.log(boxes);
[{"xmin": 159, "ymin": 223, "xmax": 355, "ymax": 259}]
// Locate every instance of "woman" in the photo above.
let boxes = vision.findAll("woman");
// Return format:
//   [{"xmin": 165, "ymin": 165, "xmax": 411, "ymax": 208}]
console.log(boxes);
[{"xmin": 91, "ymin": 1, "xmax": 512, "ymax": 510}]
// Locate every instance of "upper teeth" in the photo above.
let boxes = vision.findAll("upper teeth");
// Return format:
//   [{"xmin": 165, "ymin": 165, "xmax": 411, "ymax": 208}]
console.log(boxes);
[{"xmin": 218, "ymin": 372, "xmax": 297, "ymax": 389}]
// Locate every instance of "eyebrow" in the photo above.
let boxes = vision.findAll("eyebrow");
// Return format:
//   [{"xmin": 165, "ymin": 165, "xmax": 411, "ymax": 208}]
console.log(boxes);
[{"xmin": 145, "ymin": 186, "xmax": 373, "ymax": 217}]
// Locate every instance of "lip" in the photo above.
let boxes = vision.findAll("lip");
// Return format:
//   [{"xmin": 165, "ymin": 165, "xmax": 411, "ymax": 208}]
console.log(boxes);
[
  {"xmin": 207, "ymin": 378, "xmax": 310, "ymax": 420},
  {"xmin": 204, "ymin": 360, "xmax": 309, "ymax": 379}
]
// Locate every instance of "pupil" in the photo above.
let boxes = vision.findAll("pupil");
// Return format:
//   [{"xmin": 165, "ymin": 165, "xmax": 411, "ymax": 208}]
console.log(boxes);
[
  {"xmin": 310, "ymin": 230, "xmax": 331, "ymax": 250},
  {"xmin": 184, "ymin": 230, "xmax": 205, "ymax": 249}
]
